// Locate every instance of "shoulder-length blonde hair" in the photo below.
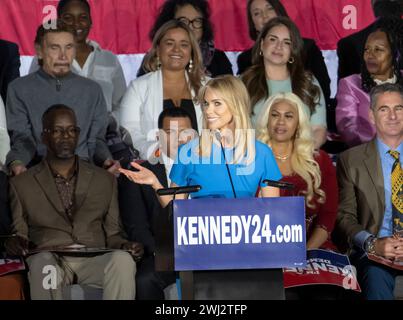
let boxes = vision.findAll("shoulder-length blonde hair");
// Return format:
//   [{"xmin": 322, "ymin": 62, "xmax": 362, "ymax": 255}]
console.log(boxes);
[
  {"xmin": 142, "ymin": 19, "xmax": 205, "ymax": 95},
  {"xmin": 256, "ymin": 92, "xmax": 325, "ymax": 208},
  {"xmin": 197, "ymin": 75, "xmax": 255, "ymax": 165}
]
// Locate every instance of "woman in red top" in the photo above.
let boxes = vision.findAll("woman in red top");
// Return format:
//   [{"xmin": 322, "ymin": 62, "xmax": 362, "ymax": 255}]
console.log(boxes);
[{"xmin": 257, "ymin": 92, "xmax": 338, "ymax": 250}]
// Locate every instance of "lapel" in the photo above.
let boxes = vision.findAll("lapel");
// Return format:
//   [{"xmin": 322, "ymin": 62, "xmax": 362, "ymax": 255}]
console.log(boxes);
[
  {"xmin": 363, "ymin": 139, "xmax": 385, "ymax": 221},
  {"xmin": 74, "ymin": 160, "xmax": 94, "ymax": 211},
  {"xmin": 34, "ymin": 161, "xmax": 65, "ymax": 214}
]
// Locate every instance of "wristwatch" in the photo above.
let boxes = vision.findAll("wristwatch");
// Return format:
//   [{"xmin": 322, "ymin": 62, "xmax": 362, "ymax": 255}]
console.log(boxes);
[{"xmin": 365, "ymin": 236, "xmax": 377, "ymax": 254}]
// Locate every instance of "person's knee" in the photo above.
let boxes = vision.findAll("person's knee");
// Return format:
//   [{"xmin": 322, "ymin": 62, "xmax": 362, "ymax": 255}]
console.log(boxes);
[
  {"xmin": 136, "ymin": 270, "xmax": 164, "ymax": 300},
  {"xmin": 364, "ymin": 265, "xmax": 392, "ymax": 283},
  {"xmin": 105, "ymin": 251, "xmax": 136, "ymax": 275},
  {"xmin": 26, "ymin": 252, "xmax": 58, "ymax": 272},
  {"xmin": 361, "ymin": 264, "xmax": 395, "ymax": 299},
  {"xmin": 26, "ymin": 252, "xmax": 64, "ymax": 294}
]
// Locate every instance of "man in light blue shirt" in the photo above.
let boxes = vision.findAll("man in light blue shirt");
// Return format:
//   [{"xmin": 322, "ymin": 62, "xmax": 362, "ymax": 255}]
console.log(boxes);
[{"xmin": 335, "ymin": 83, "xmax": 403, "ymax": 299}]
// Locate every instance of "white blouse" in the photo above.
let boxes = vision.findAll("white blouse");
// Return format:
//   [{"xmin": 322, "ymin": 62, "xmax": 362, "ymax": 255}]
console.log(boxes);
[{"xmin": 0, "ymin": 96, "xmax": 10, "ymax": 170}]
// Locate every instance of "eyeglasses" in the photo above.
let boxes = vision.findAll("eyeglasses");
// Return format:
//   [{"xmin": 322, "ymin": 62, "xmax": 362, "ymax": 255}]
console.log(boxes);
[
  {"xmin": 177, "ymin": 17, "xmax": 203, "ymax": 29},
  {"xmin": 44, "ymin": 126, "xmax": 81, "ymax": 138}
]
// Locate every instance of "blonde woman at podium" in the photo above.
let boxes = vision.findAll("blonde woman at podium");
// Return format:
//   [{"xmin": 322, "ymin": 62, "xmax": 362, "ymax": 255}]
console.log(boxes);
[{"xmin": 120, "ymin": 75, "xmax": 282, "ymax": 205}]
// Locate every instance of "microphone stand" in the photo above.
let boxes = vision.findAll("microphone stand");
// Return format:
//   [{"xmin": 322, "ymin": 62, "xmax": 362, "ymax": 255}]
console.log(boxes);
[{"xmin": 215, "ymin": 131, "xmax": 237, "ymax": 199}]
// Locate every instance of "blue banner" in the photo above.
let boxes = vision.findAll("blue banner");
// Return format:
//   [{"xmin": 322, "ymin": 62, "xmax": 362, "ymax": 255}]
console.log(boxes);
[{"xmin": 173, "ymin": 197, "xmax": 306, "ymax": 271}]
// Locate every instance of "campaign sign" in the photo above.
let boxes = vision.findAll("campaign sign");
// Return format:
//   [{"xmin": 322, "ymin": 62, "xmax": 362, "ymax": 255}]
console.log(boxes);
[
  {"xmin": 0, "ymin": 252, "xmax": 25, "ymax": 276},
  {"xmin": 283, "ymin": 249, "xmax": 361, "ymax": 292},
  {"xmin": 173, "ymin": 197, "xmax": 306, "ymax": 271}
]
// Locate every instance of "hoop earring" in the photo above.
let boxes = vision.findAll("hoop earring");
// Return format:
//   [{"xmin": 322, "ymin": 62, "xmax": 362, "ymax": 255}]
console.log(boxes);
[
  {"xmin": 156, "ymin": 56, "xmax": 161, "ymax": 69},
  {"xmin": 259, "ymin": 50, "xmax": 263, "ymax": 56},
  {"xmin": 288, "ymin": 57, "xmax": 295, "ymax": 64},
  {"xmin": 188, "ymin": 59, "xmax": 193, "ymax": 72}
]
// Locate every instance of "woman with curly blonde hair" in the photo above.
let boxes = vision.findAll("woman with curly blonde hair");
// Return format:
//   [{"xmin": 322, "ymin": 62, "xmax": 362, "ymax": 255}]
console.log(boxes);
[{"xmin": 257, "ymin": 92, "xmax": 338, "ymax": 250}]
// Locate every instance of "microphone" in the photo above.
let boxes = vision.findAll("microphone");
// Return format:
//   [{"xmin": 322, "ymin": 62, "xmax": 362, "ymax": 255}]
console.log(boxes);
[
  {"xmin": 263, "ymin": 179, "xmax": 294, "ymax": 190},
  {"xmin": 156, "ymin": 185, "xmax": 202, "ymax": 196},
  {"xmin": 214, "ymin": 130, "xmax": 237, "ymax": 198}
]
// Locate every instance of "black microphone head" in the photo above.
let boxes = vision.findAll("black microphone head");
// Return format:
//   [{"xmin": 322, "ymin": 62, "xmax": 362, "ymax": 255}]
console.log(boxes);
[
  {"xmin": 214, "ymin": 130, "xmax": 222, "ymax": 142},
  {"xmin": 263, "ymin": 179, "xmax": 294, "ymax": 190}
]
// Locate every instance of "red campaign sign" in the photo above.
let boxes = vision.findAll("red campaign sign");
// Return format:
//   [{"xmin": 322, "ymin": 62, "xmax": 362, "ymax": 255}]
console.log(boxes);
[
  {"xmin": 0, "ymin": 0, "xmax": 375, "ymax": 55},
  {"xmin": 283, "ymin": 249, "xmax": 361, "ymax": 292},
  {"xmin": 367, "ymin": 253, "xmax": 403, "ymax": 271},
  {"xmin": 0, "ymin": 254, "xmax": 25, "ymax": 276}
]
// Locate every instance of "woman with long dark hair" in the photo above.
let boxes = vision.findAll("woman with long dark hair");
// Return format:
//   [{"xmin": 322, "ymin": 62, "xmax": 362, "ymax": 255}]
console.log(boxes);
[
  {"xmin": 237, "ymin": 0, "xmax": 330, "ymax": 110},
  {"xmin": 242, "ymin": 17, "xmax": 327, "ymax": 149}
]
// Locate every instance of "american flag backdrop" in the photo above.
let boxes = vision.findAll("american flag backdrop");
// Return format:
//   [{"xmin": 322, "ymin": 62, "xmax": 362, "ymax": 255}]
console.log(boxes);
[{"xmin": 0, "ymin": 0, "xmax": 376, "ymax": 95}]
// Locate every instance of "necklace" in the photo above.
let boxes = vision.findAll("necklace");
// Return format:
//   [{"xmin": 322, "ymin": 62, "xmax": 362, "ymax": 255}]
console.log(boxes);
[
  {"xmin": 268, "ymin": 142, "xmax": 291, "ymax": 162},
  {"xmin": 274, "ymin": 153, "xmax": 290, "ymax": 161}
]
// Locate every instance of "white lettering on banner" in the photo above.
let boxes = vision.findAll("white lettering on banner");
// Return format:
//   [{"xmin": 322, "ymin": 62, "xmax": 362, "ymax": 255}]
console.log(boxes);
[
  {"xmin": 199, "ymin": 216, "xmax": 209, "ymax": 245},
  {"xmin": 0, "ymin": 258, "xmax": 21, "ymax": 265},
  {"xmin": 251, "ymin": 215, "xmax": 262, "ymax": 243},
  {"xmin": 231, "ymin": 216, "xmax": 242, "ymax": 244},
  {"xmin": 188, "ymin": 216, "xmax": 198, "ymax": 245},
  {"xmin": 221, "ymin": 215, "xmax": 231, "ymax": 244},
  {"xmin": 178, "ymin": 217, "xmax": 186, "ymax": 245},
  {"xmin": 176, "ymin": 214, "xmax": 303, "ymax": 246},
  {"xmin": 210, "ymin": 216, "xmax": 220, "ymax": 244},
  {"xmin": 285, "ymin": 262, "xmax": 357, "ymax": 277},
  {"xmin": 240, "ymin": 215, "xmax": 252, "ymax": 244}
]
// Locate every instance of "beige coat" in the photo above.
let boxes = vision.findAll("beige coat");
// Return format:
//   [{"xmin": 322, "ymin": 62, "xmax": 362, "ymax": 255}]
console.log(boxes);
[{"xmin": 9, "ymin": 160, "xmax": 127, "ymax": 249}]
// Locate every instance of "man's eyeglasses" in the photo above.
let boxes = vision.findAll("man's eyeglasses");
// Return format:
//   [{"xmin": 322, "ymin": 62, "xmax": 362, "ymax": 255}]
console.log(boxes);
[
  {"xmin": 43, "ymin": 126, "xmax": 81, "ymax": 138},
  {"xmin": 177, "ymin": 17, "xmax": 203, "ymax": 29}
]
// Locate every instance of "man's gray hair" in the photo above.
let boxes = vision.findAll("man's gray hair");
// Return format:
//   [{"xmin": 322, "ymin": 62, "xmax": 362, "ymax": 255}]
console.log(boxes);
[{"xmin": 370, "ymin": 83, "xmax": 403, "ymax": 110}]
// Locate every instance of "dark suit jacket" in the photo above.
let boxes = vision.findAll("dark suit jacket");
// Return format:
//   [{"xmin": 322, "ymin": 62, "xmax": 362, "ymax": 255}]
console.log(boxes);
[
  {"xmin": 334, "ymin": 139, "xmax": 385, "ymax": 252},
  {"xmin": 206, "ymin": 49, "xmax": 233, "ymax": 77},
  {"xmin": 9, "ymin": 159, "xmax": 127, "ymax": 249},
  {"xmin": 118, "ymin": 161, "xmax": 168, "ymax": 256},
  {"xmin": 0, "ymin": 40, "xmax": 20, "ymax": 103},
  {"xmin": 237, "ymin": 38, "xmax": 331, "ymax": 106},
  {"xmin": 0, "ymin": 171, "xmax": 11, "ymax": 236}
]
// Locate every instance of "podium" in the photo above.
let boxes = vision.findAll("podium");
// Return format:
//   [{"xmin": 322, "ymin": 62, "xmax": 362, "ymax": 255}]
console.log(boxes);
[{"xmin": 155, "ymin": 197, "xmax": 306, "ymax": 300}]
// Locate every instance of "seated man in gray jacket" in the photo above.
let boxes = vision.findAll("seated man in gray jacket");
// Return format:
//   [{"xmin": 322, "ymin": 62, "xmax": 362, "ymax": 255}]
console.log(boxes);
[{"xmin": 6, "ymin": 19, "xmax": 120, "ymax": 176}]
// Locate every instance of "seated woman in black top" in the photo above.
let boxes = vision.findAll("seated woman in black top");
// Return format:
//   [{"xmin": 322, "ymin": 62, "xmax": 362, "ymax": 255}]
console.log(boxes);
[{"xmin": 138, "ymin": 0, "xmax": 233, "ymax": 78}]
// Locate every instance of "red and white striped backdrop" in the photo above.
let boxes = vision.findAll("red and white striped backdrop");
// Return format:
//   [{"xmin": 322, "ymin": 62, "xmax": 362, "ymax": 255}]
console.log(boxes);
[{"xmin": 0, "ymin": 0, "xmax": 376, "ymax": 95}]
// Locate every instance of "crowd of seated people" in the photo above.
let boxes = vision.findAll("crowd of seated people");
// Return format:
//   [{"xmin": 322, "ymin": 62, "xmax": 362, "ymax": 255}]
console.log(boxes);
[{"xmin": 0, "ymin": 0, "xmax": 402, "ymax": 301}]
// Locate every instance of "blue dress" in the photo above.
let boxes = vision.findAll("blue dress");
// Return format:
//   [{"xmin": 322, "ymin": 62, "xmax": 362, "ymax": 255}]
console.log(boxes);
[{"xmin": 170, "ymin": 139, "xmax": 282, "ymax": 199}]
